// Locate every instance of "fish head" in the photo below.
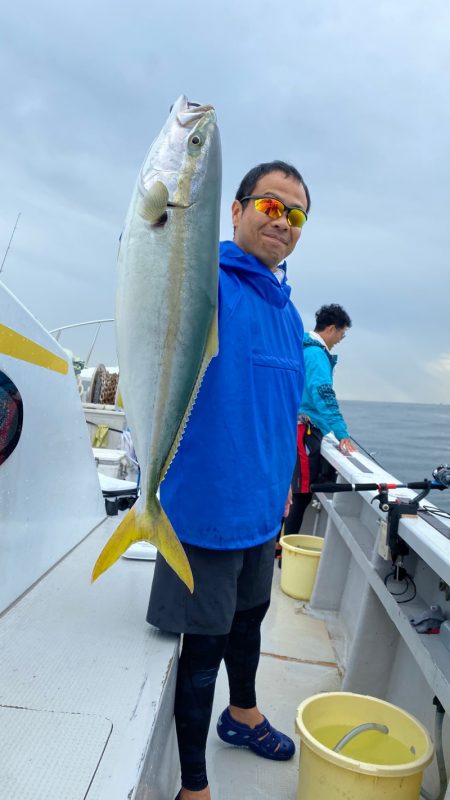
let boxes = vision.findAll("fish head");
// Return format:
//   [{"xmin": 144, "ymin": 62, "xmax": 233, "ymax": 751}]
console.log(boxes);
[{"xmin": 139, "ymin": 95, "xmax": 221, "ymax": 211}]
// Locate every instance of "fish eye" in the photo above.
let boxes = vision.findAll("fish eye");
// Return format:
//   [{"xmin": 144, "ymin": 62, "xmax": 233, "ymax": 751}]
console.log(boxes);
[{"xmin": 190, "ymin": 134, "xmax": 202, "ymax": 147}]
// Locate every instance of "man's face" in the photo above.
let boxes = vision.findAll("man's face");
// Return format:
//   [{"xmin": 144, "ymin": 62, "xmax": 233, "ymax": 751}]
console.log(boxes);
[
  {"xmin": 327, "ymin": 326, "xmax": 348, "ymax": 350},
  {"xmin": 231, "ymin": 171, "xmax": 308, "ymax": 270}
]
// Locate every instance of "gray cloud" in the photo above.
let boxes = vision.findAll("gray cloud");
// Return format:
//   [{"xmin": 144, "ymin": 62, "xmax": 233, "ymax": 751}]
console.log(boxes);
[{"xmin": 1, "ymin": 0, "xmax": 450, "ymax": 399}]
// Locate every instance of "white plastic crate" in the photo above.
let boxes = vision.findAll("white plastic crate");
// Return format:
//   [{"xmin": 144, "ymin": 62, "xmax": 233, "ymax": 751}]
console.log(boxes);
[{"xmin": 92, "ymin": 448, "xmax": 128, "ymax": 479}]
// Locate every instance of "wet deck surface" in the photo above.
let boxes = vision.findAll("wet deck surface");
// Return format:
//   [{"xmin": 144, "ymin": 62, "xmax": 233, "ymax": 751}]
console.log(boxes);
[{"xmin": 206, "ymin": 566, "xmax": 342, "ymax": 800}]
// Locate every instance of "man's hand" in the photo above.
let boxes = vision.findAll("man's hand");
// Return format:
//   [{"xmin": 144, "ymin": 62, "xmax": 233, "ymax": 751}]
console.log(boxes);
[
  {"xmin": 283, "ymin": 485, "xmax": 293, "ymax": 517},
  {"xmin": 338, "ymin": 438, "xmax": 357, "ymax": 454}
]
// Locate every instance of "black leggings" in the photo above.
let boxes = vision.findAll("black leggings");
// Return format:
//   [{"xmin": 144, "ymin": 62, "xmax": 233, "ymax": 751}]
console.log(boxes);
[
  {"xmin": 174, "ymin": 600, "xmax": 270, "ymax": 791},
  {"xmin": 284, "ymin": 492, "xmax": 312, "ymax": 534}
]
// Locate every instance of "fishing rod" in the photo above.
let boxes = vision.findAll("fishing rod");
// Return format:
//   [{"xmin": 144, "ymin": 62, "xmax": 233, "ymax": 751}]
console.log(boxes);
[
  {"xmin": 0, "ymin": 212, "xmax": 21, "ymax": 275},
  {"xmin": 348, "ymin": 434, "xmax": 384, "ymax": 469},
  {"xmin": 311, "ymin": 465, "xmax": 450, "ymax": 600}
]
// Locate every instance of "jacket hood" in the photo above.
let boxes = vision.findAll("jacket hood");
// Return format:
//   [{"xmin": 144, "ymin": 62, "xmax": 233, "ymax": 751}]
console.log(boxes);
[
  {"xmin": 219, "ymin": 240, "xmax": 291, "ymax": 308},
  {"xmin": 303, "ymin": 332, "xmax": 338, "ymax": 367}
]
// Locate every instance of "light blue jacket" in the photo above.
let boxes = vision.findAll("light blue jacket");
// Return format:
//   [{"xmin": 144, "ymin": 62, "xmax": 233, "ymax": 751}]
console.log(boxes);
[
  {"xmin": 299, "ymin": 332, "xmax": 349, "ymax": 441},
  {"xmin": 160, "ymin": 240, "xmax": 305, "ymax": 550}
]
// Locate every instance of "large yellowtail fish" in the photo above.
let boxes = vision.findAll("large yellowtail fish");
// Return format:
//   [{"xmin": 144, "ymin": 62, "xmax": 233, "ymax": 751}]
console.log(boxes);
[{"xmin": 92, "ymin": 97, "xmax": 221, "ymax": 591}]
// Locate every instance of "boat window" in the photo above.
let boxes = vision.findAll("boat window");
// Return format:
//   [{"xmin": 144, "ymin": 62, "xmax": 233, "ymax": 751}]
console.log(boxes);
[{"xmin": 0, "ymin": 371, "xmax": 23, "ymax": 466}]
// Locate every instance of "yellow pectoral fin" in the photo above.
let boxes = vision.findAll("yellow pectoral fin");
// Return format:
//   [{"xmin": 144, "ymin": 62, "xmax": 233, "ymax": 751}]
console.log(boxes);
[
  {"xmin": 139, "ymin": 181, "xmax": 169, "ymax": 224},
  {"xmin": 91, "ymin": 500, "xmax": 194, "ymax": 593}
]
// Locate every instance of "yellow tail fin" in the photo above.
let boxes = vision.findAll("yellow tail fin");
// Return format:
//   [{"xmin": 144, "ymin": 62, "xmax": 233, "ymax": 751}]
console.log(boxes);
[{"xmin": 91, "ymin": 499, "xmax": 194, "ymax": 592}]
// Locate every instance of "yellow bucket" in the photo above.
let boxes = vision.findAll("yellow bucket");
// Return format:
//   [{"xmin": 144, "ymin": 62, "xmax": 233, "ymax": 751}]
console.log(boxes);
[
  {"xmin": 295, "ymin": 692, "xmax": 434, "ymax": 800},
  {"xmin": 279, "ymin": 534, "xmax": 323, "ymax": 600}
]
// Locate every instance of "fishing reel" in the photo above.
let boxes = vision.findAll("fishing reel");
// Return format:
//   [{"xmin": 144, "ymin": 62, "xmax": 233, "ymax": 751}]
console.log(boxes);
[
  {"xmin": 311, "ymin": 464, "xmax": 450, "ymax": 566},
  {"xmin": 311, "ymin": 465, "xmax": 450, "ymax": 604},
  {"xmin": 433, "ymin": 464, "xmax": 450, "ymax": 487},
  {"xmin": 373, "ymin": 464, "xmax": 450, "ymax": 564}
]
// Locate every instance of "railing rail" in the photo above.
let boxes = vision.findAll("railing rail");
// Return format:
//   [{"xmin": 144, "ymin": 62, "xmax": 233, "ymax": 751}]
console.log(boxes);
[{"xmin": 49, "ymin": 319, "xmax": 114, "ymax": 368}]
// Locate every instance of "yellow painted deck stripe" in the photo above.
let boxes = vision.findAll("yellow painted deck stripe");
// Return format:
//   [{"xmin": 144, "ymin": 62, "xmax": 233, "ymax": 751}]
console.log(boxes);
[{"xmin": 0, "ymin": 324, "xmax": 68, "ymax": 374}]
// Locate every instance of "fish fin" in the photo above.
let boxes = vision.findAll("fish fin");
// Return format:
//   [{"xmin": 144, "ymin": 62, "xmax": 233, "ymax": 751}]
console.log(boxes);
[
  {"xmin": 115, "ymin": 382, "xmax": 124, "ymax": 409},
  {"xmin": 160, "ymin": 310, "xmax": 219, "ymax": 480},
  {"xmin": 204, "ymin": 307, "xmax": 219, "ymax": 360},
  {"xmin": 91, "ymin": 500, "xmax": 194, "ymax": 592},
  {"xmin": 139, "ymin": 180, "xmax": 169, "ymax": 224}
]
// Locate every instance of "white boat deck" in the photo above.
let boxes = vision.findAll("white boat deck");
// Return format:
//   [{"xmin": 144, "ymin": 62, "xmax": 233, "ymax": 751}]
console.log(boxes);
[
  {"xmin": 0, "ymin": 513, "xmax": 179, "ymax": 800},
  {"xmin": 0, "ymin": 510, "xmax": 341, "ymax": 800}
]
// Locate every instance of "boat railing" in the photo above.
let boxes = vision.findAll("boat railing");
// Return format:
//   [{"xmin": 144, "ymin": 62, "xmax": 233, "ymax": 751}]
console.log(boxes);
[
  {"xmin": 308, "ymin": 436, "xmax": 450, "ymax": 766},
  {"xmin": 50, "ymin": 318, "xmax": 114, "ymax": 368}
]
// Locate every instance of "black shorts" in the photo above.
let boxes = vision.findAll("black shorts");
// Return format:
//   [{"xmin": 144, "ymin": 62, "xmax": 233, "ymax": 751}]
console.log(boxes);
[{"xmin": 146, "ymin": 538, "xmax": 276, "ymax": 636}]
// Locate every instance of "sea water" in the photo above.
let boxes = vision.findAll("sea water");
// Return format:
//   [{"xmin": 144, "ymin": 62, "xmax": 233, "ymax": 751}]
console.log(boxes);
[
  {"xmin": 341, "ymin": 401, "xmax": 450, "ymax": 513},
  {"xmin": 312, "ymin": 723, "xmax": 417, "ymax": 765}
]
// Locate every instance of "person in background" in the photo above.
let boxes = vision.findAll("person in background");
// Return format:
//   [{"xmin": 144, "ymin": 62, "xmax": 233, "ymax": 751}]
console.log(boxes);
[
  {"xmin": 284, "ymin": 303, "xmax": 356, "ymax": 535},
  {"xmin": 147, "ymin": 161, "xmax": 310, "ymax": 800}
]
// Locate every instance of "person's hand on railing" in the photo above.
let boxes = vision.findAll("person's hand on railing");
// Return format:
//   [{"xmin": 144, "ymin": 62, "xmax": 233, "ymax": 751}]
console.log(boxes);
[{"xmin": 338, "ymin": 437, "xmax": 357, "ymax": 455}]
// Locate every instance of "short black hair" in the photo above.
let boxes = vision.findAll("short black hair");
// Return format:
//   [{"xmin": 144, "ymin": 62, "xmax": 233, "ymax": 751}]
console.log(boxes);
[
  {"xmin": 235, "ymin": 161, "xmax": 311, "ymax": 213},
  {"xmin": 315, "ymin": 304, "xmax": 352, "ymax": 331}
]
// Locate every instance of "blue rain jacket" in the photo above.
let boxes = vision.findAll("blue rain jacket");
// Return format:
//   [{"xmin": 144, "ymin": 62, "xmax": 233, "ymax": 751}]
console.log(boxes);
[
  {"xmin": 160, "ymin": 240, "xmax": 305, "ymax": 550},
  {"xmin": 300, "ymin": 333, "xmax": 349, "ymax": 440}
]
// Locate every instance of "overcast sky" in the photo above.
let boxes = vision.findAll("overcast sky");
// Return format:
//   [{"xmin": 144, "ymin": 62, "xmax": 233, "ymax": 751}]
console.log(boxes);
[{"xmin": 1, "ymin": 0, "xmax": 449, "ymax": 403}]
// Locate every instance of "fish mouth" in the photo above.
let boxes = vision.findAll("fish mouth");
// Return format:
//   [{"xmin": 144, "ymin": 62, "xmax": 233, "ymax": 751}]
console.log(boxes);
[
  {"xmin": 185, "ymin": 100, "xmax": 214, "ymax": 112},
  {"xmin": 167, "ymin": 200, "xmax": 192, "ymax": 209},
  {"xmin": 171, "ymin": 95, "xmax": 215, "ymax": 127}
]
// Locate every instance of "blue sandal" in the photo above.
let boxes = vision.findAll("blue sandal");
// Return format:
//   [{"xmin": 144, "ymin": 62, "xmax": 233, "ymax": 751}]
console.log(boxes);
[{"xmin": 216, "ymin": 707, "xmax": 295, "ymax": 761}]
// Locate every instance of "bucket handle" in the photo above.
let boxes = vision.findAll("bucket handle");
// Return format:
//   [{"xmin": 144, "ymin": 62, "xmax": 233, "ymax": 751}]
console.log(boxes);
[{"xmin": 333, "ymin": 723, "xmax": 389, "ymax": 753}]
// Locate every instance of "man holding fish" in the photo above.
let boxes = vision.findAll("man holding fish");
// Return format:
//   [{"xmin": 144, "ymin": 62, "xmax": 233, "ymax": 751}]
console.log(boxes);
[
  {"xmin": 147, "ymin": 164, "xmax": 309, "ymax": 798},
  {"xmin": 92, "ymin": 98, "xmax": 309, "ymax": 799}
]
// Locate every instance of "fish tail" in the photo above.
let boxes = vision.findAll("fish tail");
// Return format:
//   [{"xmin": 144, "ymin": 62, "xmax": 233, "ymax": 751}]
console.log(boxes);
[{"xmin": 91, "ymin": 500, "xmax": 194, "ymax": 593}]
